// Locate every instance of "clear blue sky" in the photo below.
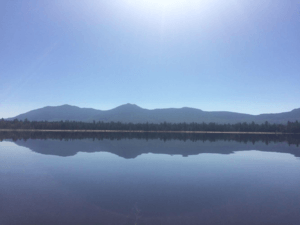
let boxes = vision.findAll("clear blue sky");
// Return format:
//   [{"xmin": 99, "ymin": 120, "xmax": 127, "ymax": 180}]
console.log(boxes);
[{"xmin": 1, "ymin": 0, "xmax": 300, "ymax": 118}]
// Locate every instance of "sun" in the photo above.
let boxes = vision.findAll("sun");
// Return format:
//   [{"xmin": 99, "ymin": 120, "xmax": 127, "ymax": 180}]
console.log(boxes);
[
  {"xmin": 125, "ymin": 0, "xmax": 192, "ymax": 11},
  {"xmin": 139, "ymin": 0, "xmax": 186, "ymax": 7}
]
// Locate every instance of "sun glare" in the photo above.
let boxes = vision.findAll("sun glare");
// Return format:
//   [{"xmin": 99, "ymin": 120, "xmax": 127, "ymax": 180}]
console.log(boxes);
[
  {"xmin": 140, "ymin": 0, "xmax": 187, "ymax": 7},
  {"xmin": 125, "ymin": 0, "xmax": 193, "ymax": 11},
  {"xmin": 122, "ymin": 0, "xmax": 220, "ymax": 32}
]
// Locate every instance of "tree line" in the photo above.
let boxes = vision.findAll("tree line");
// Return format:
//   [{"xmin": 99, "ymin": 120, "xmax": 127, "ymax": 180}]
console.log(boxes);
[{"xmin": 1, "ymin": 118, "xmax": 300, "ymax": 133}]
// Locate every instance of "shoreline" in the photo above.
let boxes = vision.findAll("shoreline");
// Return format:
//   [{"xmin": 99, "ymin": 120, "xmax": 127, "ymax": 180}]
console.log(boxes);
[{"xmin": 0, "ymin": 129, "xmax": 298, "ymax": 135}]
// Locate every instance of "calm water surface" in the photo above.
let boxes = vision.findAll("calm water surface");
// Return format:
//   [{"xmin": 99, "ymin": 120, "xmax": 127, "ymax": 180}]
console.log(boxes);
[{"xmin": 0, "ymin": 133, "xmax": 300, "ymax": 225}]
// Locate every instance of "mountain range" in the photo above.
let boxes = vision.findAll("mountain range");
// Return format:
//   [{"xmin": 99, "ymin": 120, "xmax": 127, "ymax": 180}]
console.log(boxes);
[{"xmin": 7, "ymin": 104, "xmax": 300, "ymax": 124}]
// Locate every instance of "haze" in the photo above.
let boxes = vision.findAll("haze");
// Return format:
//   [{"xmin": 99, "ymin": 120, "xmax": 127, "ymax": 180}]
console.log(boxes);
[{"xmin": 1, "ymin": 0, "xmax": 300, "ymax": 118}]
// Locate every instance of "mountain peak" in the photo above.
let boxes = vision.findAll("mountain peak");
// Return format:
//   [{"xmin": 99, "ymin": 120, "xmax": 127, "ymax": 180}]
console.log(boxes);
[
  {"xmin": 111, "ymin": 103, "xmax": 144, "ymax": 112},
  {"xmin": 60, "ymin": 104, "xmax": 78, "ymax": 108},
  {"xmin": 291, "ymin": 108, "xmax": 300, "ymax": 112},
  {"xmin": 43, "ymin": 104, "xmax": 77, "ymax": 109},
  {"xmin": 125, "ymin": 103, "xmax": 137, "ymax": 106},
  {"xmin": 121, "ymin": 103, "xmax": 141, "ymax": 108}
]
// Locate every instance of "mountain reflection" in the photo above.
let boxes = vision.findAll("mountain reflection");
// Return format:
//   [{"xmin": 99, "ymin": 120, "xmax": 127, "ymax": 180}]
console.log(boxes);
[
  {"xmin": 1, "ymin": 132, "xmax": 299, "ymax": 158},
  {"xmin": 1, "ymin": 132, "xmax": 300, "ymax": 225}
]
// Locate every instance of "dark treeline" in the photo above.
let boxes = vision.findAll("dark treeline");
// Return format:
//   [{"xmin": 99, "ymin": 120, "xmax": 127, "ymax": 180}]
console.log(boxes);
[
  {"xmin": 1, "ymin": 118, "xmax": 300, "ymax": 133},
  {"xmin": 1, "ymin": 131, "xmax": 300, "ymax": 146}
]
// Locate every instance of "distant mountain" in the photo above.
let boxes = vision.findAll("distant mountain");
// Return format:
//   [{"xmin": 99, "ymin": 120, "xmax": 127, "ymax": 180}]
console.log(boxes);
[
  {"xmin": 10, "ymin": 104, "xmax": 100, "ymax": 122},
  {"xmin": 7, "ymin": 104, "xmax": 300, "ymax": 124}
]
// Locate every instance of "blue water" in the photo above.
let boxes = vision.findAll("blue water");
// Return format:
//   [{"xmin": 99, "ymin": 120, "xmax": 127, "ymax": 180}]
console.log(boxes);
[{"xmin": 1, "ymin": 137, "xmax": 300, "ymax": 225}]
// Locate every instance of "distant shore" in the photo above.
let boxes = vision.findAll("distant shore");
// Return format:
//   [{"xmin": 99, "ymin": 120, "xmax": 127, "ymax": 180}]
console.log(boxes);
[{"xmin": 0, "ymin": 129, "xmax": 297, "ymax": 135}]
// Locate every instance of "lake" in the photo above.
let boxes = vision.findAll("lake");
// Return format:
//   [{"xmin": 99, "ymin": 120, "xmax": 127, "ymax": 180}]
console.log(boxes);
[{"xmin": 0, "ymin": 132, "xmax": 300, "ymax": 225}]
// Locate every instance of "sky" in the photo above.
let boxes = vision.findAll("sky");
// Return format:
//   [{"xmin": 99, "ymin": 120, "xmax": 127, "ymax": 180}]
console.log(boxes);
[{"xmin": 1, "ymin": 0, "xmax": 300, "ymax": 118}]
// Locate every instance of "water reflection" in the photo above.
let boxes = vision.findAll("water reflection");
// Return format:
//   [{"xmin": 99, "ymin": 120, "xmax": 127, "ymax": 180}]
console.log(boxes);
[
  {"xmin": 0, "ymin": 131, "xmax": 299, "ymax": 158},
  {"xmin": 0, "ymin": 132, "xmax": 300, "ymax": 225}
]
